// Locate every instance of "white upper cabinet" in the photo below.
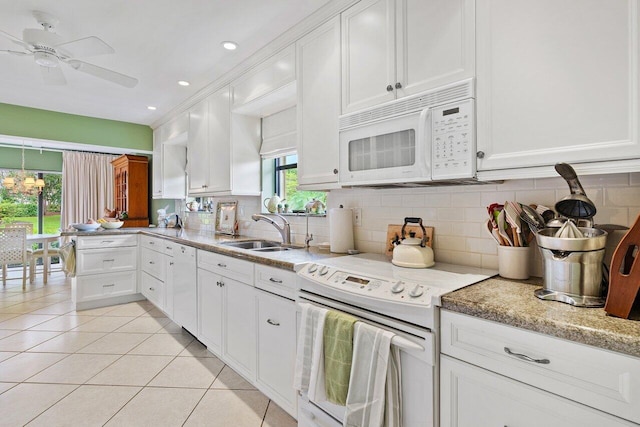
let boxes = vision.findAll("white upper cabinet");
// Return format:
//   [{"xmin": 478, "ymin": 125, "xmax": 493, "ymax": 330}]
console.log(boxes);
[
  {"xmin": 153, "ymin": 113, "xmax": 187, "ymax": 200},
  {"xmin": 341, "ymin": 0, "xmax": 475, "ymax": 113},
  {"xmin": 187, "ymin": 97, "xmax": 211, "ymax": 194},
  {"xmin": 205, "ymin": 86, "xmax": 231, "ymax": 194},
  {"xmin": 476, "ymin": 0, "xmax": 640, "ymax": 175},
  {"xmin": 296, "ymin": 16, "xmax": 342, "ymax": 188}
]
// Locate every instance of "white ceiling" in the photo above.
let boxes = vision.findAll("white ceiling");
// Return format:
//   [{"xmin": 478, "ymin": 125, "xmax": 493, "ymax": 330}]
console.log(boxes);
[{"xmin": 0, "ymin": 0, "xmax": 330, "ymax": 126}]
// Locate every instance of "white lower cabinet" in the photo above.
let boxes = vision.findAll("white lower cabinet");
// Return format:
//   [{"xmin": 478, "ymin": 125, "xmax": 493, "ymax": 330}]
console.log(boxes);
[
  {"xmin": 197, "ymin": 268, "xmax": 223, "ymax": 354},
  {"xmin": 440, "ymin": 355, "xmax": 634, "ymax": 427},
  {"xmin": 140, "ymin": 271, "xmax": 164, "ymax": 308},
  {"xmin": 171, "ymin": 244, "xmax": 197, "ymax": 335},
  {"xmin": 256, "ymin": 289, "xmax": 297, "ymax": 416},
  {"xmin": 440, "ymin": 310, "xmax": 640, "ymax": 425},
  {"xmin": 223, "ymin": 277, "xmax": 256, "ymax": 381}
]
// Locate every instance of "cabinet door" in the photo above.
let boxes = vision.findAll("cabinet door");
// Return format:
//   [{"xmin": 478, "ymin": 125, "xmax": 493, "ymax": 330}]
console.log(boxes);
[
  {"xmin": 164, "ymin": 256, "xmax": 174, "ymax": 318},
  {"xmin": 152, "ymin": 127, "xmax": 163, "ymax": 198},
  {"xmin": 161, "ymin": 144, "xmax": 186, "ymax": 199},
  {"xmin": 197, "ymin": 268, "xmax": 223, "ymax": 354},
  {"xmin": 141, "ymin": 271, "xmax": 164, "ymax": 309},
  {"xmin": 440, "ymin": 355, "xmax": 635, "ymax": 427},
  {"xmin": 476, "ymin": 0, "xmax": 640, "ymax": 172},
  {"xmin": 172, "ymin": 245, "xmax": 197, "ymax": 335},
  {"xmin": 297, "ymin": 16, "xmax": 341, "ymax": 187},
  {"xmin": 342, "ymin": 0, "xmax": 396, "ymax": 113},
  {"xmin": 223, "ymin": 278, "xmax": 256, "ymax": 381},
  {"xmin": 256, "ymin": 291, "xmax": 297, "ymax": 416},
  {"xmin": 187, "ymin": 98, "xmax": 210, "ymax": 194},
  {"xmin": 395, "ymin": 0, "xmax": 475, "ymax": 97},
  {"xmin": 206, "ymin": 86, "xmax": 231, "ymax": 193}
]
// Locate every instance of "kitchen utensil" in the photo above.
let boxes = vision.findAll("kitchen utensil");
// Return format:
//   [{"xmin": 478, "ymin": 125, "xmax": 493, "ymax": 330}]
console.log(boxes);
[
  {"xmin": 498, "ymin": 245, "xmax": 532, "ymax": 280},
  {"xmin": 555, "ymin": 219, "xmax": 584, "ymax": 238},
  {"xmin": 484, "ymin": 219, "xmax": 501, "ymax": 244},
  {"xmin": 392, "ymin": 218, "xmax": 435, "ymax": 268},
  {"xmin": 605, "ymin": 214, "xmax": 640, "ymax": 318},
  {"xmin": 535, "ymin": 205, "xmax": 556, "ymax": 224},
  {"xmin": 100, "ymin": 221, "xmax": 124, "ymax": 229},
  {"xmin": 487, "ymin": 203, "xmax": 506, "ymax": 245},
  {"xmin": 535, "ymin": 227, "xmax": 608, "ymax": 307},
  {"xmin": 71, "ymin": 223, "xmax": 101, "ymax": 231},
  {"xmin": 504, "ymin": 201, "xmax": 523, "ymax": 246},
  {"xmin": 554, "ymin": 163, "xmax": 597, "ymax": 219},
  {"xmin": 385, "ymin": 223, "xmax": 433, "ymax": 258},
  {"xmin": 496, "ymin": 210, "xmax": 513, "ymax": 246},
  {"xmin": 263, "ymin": 194, "xmax": 283, "ymax": 214},
  {"xmin": 519, "ymin": 205, "xmax": 545, "ymax": 234}
]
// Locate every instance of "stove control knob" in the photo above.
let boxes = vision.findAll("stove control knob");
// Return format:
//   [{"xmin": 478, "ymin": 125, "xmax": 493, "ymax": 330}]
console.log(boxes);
[
  {"xmin": 409, "ymin": 285, "xmax": 424, "ymax": 298},
  {"xmin": 319, "ymin": 266, "xmax": 329, "ymax": 276},
  {"xmin": 308, "ymin": 264, "xmax": 318, "ymax": 273},
  {"xmin": 391, "ymin": 281, "xmax": 405, "ymax": 294}
]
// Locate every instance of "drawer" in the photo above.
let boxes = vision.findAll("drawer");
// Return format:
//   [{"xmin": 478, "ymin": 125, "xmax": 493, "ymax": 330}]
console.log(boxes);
[
  {"xmin": 141, "ymin": 271, "xmax": 164, "ymax": 308},
  {"xmin": 141, "ymin": 247, "xmax": 166, "ymax": 281},
  {"xmin": 75, "ymin": 271, "xmax": 137, "ymax": 302},
  {"xmin": 140, "ymin": 235, "xmax": 164, "ymax": 253},
  {"xmin": 441, "ymin": 310, "xmax": 640, "ymax": 424},
  {"xmin": 197, "ymin": 250, "xmax": 254, "ymax": 284},
  {"xmin": 440, "ymin": 355, "xmax": 635, "ymax": 427},
  {"xmin": 76, "ymin": 234, "xmax": 137, "ymax": 249},
  {"xmin": 76, "ymin": 247, "xmax": 137, "ymax": 276},
  {"xmin": 255, "ymin": 264, "xmax": 296, "ymax": 299}
]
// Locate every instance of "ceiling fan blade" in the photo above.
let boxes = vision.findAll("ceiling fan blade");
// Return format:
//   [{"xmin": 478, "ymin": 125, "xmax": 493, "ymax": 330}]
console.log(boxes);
[
  {"xmin": 55, "ymin": 36, "xmax": 114, "ymax": 58},
  {"xmin": 0, "ymin": 49, "xmax": 31, "ymax": 56},
  {"xmin": 40, "ymin": 65, "xmax": 66, "ymax": 85},
  {"xmin": 0, "ymin": 29, "xmax": 30, "ymax": 49},
  {"xmin": 67, "ymin": 59, "xmax": 138, "ymax": 88}
]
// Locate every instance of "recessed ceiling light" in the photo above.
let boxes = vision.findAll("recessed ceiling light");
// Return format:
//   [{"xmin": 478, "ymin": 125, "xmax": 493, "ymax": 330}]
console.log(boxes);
[
  {"xmin": 222, "ymin": 41, "xmax": 238, "ymax": 51},
  {"xmin": 178, "ymin": 80, "xmax": 190, "ymax": 86},
  {"xmin": 147, "ymin": 106, "xmax": 157, "ymax": 110}
]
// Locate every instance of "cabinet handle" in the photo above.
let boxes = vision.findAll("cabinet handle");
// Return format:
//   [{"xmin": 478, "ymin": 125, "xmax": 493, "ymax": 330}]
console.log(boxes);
[
  {"xmin": 217, "ymin": 263, "xmax": 227, "ymax": 268},
  {"xmin": 169, "ymin": 261, "xmax": 174, "ymax": 266},
  {"xmin": 269, "ymin": 278, "xmax": 283, "ymax": 284},
  {"xmin": 476, "ymin": 151, "xmax": 485, "ymax": 159},
  {"xmin": 267, "ymin": 319, "xmax": 280, "ymax": 326},
  {"xmin": 166, "ymin": 246, "xmax": 171, "ymax": 250},
  {"xmin": 395, "ymin": 82, "xmax": 402, "ymax": 89},
  {"xmin": 149, "ymin": 261, "xmax": 155, "ymax": 265},
  {"xmin": 149, "ymin": 241, "xmax": 154, "ymax": 245},
  {"xmin": 149, "ymin": 287, "xmax": 155, "ymax": 291},
  {"xmin": 219, "ymin": 281, "xmax": 224, "ymax": 287},
  {"xmin": 333, "ymin": 169, "xmax": 338, "ymax": 175},
  {"xmin": 386, "ymin": 84, "xmax": 394, "ymax": 92},
  {"xmin": 103, "ymin": 284, "xmax": 115, "ymax": 288},
  {"xmin": 101, "ymin": 240, "xmax": 114, "ymax": 244},
  {"xmin": 503, "ymin": 347, "xmax": 550, "ymax": 364},
  {"xmin": 103, "ymin": 259, "xmax": 115, "ymax": 262}
]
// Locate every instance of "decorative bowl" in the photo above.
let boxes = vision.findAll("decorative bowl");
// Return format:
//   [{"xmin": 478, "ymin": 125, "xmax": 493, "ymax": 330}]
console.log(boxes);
[
  {"xmin": 101, "ymin": 221, "xmax": 124, "ymax": 229},
  {"xmin": 71, "ymin": 222, "xmax": 102, "ymax": 231}
]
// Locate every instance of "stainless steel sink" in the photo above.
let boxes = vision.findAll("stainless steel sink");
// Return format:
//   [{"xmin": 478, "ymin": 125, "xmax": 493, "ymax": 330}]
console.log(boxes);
[
  {"xmin": 251, "ymin": 247, "xmax": 291, "ymax": 252},
  {"xmin": 220, "ymin": 240, "xmax": 283, "ymax": 250}
]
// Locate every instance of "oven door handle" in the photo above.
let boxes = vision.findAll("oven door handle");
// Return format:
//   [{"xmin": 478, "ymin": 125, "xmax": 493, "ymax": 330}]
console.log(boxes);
[{"xmin": 391, "ymin": 335, "xmax": 424, "ymax": 352}]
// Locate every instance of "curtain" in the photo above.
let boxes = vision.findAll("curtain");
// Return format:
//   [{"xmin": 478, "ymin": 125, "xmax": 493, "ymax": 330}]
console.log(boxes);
[{"xmin": 61, "ymin": 152, "xmax": 116, "ymax": 230}]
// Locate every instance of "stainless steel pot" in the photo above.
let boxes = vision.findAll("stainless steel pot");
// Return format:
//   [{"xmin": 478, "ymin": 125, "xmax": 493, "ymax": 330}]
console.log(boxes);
[{"xmin": 535, "ymin": 227, "xmax": 608, "ymax": 307}]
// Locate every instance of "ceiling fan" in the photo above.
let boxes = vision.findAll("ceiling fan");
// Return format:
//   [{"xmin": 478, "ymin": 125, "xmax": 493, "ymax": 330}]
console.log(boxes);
[{"xmin": 0, "ymin": 10, "xmax": 138, "ymax": 88}]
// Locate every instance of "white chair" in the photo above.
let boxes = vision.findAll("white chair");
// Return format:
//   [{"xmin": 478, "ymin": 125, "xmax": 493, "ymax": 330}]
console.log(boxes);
[
  {"xmin": 0, "ymin": 227, "xmax": 32, "ymax": 288},
  {"xmin": 3, "ymin": 222, "xmax": 60, "ymax": 283}
]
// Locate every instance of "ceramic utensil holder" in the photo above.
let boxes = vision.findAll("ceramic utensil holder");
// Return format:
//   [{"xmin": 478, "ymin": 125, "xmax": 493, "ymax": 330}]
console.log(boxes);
[{"xmin": 498, "ymin": 245, "xmax": 532, "ymax": 280}]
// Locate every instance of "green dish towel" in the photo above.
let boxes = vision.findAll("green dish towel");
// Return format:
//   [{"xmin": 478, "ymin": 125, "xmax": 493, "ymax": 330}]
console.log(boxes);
[{"xmin": 323, "ymin": 310, "xmax": 358, "ymax": 406}]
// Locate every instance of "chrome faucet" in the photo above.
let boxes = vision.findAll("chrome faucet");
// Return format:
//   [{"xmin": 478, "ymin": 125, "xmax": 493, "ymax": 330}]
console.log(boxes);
[
  {"xmin": 251, "ymin": 213, "xmax": 291, "ymax": 244},
  {"xmin": 164, "ymin": 213, "xmax": 183, "ymax": 229}
]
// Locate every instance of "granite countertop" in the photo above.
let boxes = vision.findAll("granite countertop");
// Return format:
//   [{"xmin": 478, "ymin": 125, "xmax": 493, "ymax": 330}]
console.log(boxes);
[
  {"xmin": 441, "ymin": 276, "xmax": 640, "ymax": 359},
  {"xmin": 62, "ymin": 227, "xmax": 342, "ymax": 271}
]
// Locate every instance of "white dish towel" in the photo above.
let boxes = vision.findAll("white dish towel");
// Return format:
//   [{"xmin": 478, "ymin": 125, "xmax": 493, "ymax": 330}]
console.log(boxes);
[
  {"xmin": 293, "ymin": 303, "xmax": 328, "ymax": 402},
  {"xmin": 344, "ymin": 322, "xmax": 402, "ymax": 427}
]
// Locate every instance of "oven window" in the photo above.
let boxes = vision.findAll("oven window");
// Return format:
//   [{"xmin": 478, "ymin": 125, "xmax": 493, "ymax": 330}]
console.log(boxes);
[{"xmin": 348, "ymin": 129, "xmax": 416, "ymax": 171}]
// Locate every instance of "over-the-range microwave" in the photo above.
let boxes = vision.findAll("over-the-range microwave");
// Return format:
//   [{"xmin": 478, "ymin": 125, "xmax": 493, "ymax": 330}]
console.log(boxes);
[{"xmin": 339, "ymin": 79, "xmax": 477, "ymax": 187}]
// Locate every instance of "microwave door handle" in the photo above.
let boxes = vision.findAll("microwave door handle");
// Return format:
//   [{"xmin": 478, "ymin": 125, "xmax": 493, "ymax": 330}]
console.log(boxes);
[{"xmin": 418, "ymin": 107, "xmax": 432, "ymax": 179}]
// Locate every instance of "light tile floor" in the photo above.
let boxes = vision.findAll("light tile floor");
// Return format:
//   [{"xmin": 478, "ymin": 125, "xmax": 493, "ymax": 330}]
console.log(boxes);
[{"xmin": 0, "ymin": 270, "xmax": 297, "ymax": 427}]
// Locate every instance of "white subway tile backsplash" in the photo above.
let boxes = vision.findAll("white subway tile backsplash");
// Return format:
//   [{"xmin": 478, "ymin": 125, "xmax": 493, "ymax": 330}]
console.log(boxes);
[
  {"xmin": 437, "ymin": 208, "xmax": 465, "ymax": 222},
  {"xmin": 605, "ymin": 187, "xmax": 640, "ymax": 207},
  {"xmin": 381, "ymin": 194, "xmax": 403, "ymax": 206},
  {"xmin": 401, "ymin": 194, "xmax": 426, "ymax": 207},
  {"xmin": 480, "ymin": 191, "xmax": 516, "ymax": 207},
  {"xmin": 435, "ymin": 236, "xmax": 466, "ymax": 252},
  {"xmin": 630, "ymin": 173, "xmax": 640, "ymax": 185},
  {"xmin": 424, "ymin": 193, "xmax": 451, "ymax": 207},
  {"xmin": 466, "ymin": 237, "xmax": 498, "ymax": 255},
  {"xmin": 451, "ymin": 192, "xmax": 480, "ymax": 207}
]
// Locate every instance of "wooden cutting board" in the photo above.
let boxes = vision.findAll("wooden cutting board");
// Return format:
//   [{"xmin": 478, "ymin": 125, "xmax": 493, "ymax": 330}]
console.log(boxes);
[{"xmin": 385, "ymin": 224, "xmax": 434, "ymax": 258}]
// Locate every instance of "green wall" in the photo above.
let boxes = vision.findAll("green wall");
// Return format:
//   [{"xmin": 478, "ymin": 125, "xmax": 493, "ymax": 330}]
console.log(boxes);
[{"xmin": 0, "ymin": 103, "xmax": 152, "ymax": 172}]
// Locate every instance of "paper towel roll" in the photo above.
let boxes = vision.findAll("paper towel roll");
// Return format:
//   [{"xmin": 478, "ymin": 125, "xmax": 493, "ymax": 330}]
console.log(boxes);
[{"xmin": 330, "ymin": 207, "xmax": 354, "ymax": 253}]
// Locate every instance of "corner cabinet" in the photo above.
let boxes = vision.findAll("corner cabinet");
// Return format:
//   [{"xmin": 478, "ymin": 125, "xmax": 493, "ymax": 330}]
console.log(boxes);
[
  {"xmin": 341, "ymin": 0, "xmax": 475, "ymax": 114},
  {"xmin": 112, "ymin": 155, "xmax": 149, "ymax": 228},
  {"xmin": 296, "ymin": 16, "xmax": 342, "ymax": 188},
  {"xmin": 476, "ymin": 0, "xmax": 640, "ymax": 176}
]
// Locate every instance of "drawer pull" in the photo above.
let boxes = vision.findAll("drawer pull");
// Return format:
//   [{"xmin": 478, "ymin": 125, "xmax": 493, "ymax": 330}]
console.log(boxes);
[
  {"xmin": 269, "ymin": 278, "xmax": 283, "ymax": 284},
  {"xmin": 267, "ymin": 319, "xmax": 280, "ymax": 326},
  {"xmin": 103, "ymin": 259, "xmax": 115, "ymax": 262},
  {"xmin": 166, "ymin": 246, "xmax": 172, "ymax": 250},
  {"xmin": 504, "ymin": 347, "xmax": 550, "ymax": 364},
  {"xmin": 149, "ymin": 287, "xmax": 155, "ymax": 291},
  {"xmin": 149, "ymin": 241, "xmax": 155, "ymax": 245},
  {"xmin": 169, "ymin": 262, "xmax": 174, "ymax": 266},
  {"xmin": 101, "ymin": 240, "xmax": 114, "ymax": 244},
  {"xmin": 103, "ymin": 284, "xmax": 115, "ymax": 288},
  {"xmin": 217, "ymin": 263, "xmax": 227, "ymax": 268},
  {"xmin": 149, "ymin": 261, "xmax": 155, "ymax": 265}
]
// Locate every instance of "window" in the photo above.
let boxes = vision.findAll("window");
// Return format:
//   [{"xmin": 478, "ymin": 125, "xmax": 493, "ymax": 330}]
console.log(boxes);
[{"xmin": 270, "ymin": 155, "xmax": 326, "ymax": 213}]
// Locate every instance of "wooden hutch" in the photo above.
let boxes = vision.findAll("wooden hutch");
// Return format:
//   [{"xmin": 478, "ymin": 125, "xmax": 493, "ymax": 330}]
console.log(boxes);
[{"xmin": 112, "ymin": 154, "xmax": 149, "ymax": 227}]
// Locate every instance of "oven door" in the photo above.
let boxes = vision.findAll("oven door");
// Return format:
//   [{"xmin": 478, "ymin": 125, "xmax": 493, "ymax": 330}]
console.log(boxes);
[
  {"xmin": 297, "ymin": 291, "xmax": 436, "ymax": 427},
  {"xmin": 339, "ymin": 107, "xmax": 432, "ymax": 186}
]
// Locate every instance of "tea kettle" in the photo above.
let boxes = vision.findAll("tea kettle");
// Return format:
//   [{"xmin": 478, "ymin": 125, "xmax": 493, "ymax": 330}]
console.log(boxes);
[
  {"xmin": 392, "ymin": 217, "xmax": 435, "ymax": 268},
  {"xmin": 263, "ymin": 194, "xmax": 285, "ymax": 214}
]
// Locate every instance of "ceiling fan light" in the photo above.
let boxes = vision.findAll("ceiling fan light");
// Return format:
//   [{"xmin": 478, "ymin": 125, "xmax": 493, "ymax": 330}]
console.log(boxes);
[
  {"xmin": 35, "ymin": 178, "xmax": 45, "ymax": 189},
  {"xmin": 2, "ymin": 177, "xmax": 15, "ymax": 188},
  {"xmin": 34, "ymin": 51, "xmax": 58, "ymax": 67}
]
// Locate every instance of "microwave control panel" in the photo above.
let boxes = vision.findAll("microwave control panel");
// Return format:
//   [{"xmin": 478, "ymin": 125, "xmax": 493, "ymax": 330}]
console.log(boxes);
[{"xmin": 432, "ymin": 99, "xmax": 475, "ymax": 180}]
